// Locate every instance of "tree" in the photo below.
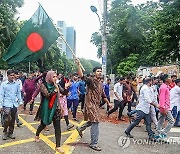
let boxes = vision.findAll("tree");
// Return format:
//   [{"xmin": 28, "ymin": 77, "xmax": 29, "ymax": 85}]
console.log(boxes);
[
  {"xmin": 0, "ymin": 0, "xmax": 24, "ymax": 69},
  {"xmin": 91, "ymin": 0, "xmax": 179, "ymax": 74},
  {"xmin": 150, "ymin": 0, "xmax": 180, "ymax": 64},
  {"xmin": 117, "ymin": 53, "xmax": 139, "ymax": 76},
  {"xmin": 79, "ymin": 58, "xmax": 101, "ymax": 74}
]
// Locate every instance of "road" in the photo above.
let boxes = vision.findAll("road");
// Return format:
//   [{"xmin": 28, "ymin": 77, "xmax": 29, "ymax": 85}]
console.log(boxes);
[{"xmin": 0, "ymin": 101, "xmax": 180, "ymax": 154}]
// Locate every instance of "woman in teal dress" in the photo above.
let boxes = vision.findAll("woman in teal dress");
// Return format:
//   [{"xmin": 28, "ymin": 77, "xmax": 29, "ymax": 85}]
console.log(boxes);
[{"xmin": 34, "ymin": 71, "xmax": 64, "ymax": 153}]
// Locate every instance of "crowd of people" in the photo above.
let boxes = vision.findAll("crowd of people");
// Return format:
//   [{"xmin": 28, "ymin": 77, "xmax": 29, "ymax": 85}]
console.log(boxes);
[{"xmin": 0, "ymin": 61, "xmax": 179, "ymax": 153}]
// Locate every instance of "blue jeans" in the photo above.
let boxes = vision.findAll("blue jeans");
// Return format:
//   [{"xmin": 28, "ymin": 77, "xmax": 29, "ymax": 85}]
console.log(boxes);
[
  {"xmin": 172, "ymin": 106, "xmax": 177, "ymax": 118},
  {"xmin": 67, "ymin": 99, "xmax": 79, "ymax": 118},
  {"xmin": 129, "ymin": 110, "xmax": 137, "ymax": 116},
  {"xmin": 174, "ymin": 111, "xmax": 180, "ymax": 126},
  {"xmin": 125, "ymin": 110, "xmax": 154, "ymax": 138}
]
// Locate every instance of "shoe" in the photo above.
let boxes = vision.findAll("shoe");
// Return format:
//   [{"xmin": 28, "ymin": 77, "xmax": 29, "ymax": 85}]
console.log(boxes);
[
  {"xmin": 17, "ymin": 121, "xmax": 23, "ymax": 127},
  {"xmin": 29, "ymin": 111, "xmax": 33, "ymax": 115},
  {"xmin": 159, "ymin": 133, "xmax": 167, "ymax": 139},
  {"xmin": 35, "ymin": 136, "xmax": 40, "ymax": 142},
  {"xmin": 44, "ymin": 126, "xmax": 49, "ymax": 131},
  {"xmin": 76, "ymin": 127, "xmax": 83, "ymax": 138},
  {"xmin": 154, "ymin": 134, "xmax": 161, "ymax": 139},
  {"xmin": 55, "ymin": 147, "xmax": 64, "ymax": 153},
  {"xmin": 2, "ymin": 133, "xmax": 8, "ymax": 140},
  {"xmin": 107, "ymin": 112, "xmax": 110, "ymax": 117},
  {"xmin": 72, "ymin": 118, "xmax": 79, "ymax": 122},
  {"xmin": 67, "ymin": 124, "xmax": 74, "ymax": 130},
  {"xmin": 8, "ymin": 134, "xmax": 15, "ymax": 139},
  {"xmin": 89, "ymin": 145, "xmax": 102, "ymax": 151},
  {"xmin": 125, "ymin": 131, "xmax": 134, "ymax": 138}
]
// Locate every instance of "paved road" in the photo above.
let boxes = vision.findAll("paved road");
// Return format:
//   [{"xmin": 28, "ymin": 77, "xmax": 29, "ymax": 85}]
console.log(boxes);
[{"xmin": 0, "ymin": 101, "xmax": 180, "ymax": 154}]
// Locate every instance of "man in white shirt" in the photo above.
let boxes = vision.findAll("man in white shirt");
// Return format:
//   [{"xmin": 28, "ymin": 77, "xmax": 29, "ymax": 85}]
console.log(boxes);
[
  {"xmin": 170, "ymin": 79, "xmax": 180, "ymax": 127},
  {"xmin": 125, "ymin": 78, "xmax": 159, "ymax": 140},
  {"xmin": 107, "ymin": 77, "xmax": 126, "ymax": 120}
]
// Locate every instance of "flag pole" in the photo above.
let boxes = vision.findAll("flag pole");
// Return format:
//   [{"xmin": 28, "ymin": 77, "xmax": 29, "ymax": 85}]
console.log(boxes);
[
  {"xmin": 38, "ymin": 3, "xmax": 85, "ymax": 71},
  {"xmin": 28, "ymin": 61, "xmax": 31, "ymax": 73},
  {"xmin": 58, "ymin": 33, "xmax": 85, "ymax": 71}
]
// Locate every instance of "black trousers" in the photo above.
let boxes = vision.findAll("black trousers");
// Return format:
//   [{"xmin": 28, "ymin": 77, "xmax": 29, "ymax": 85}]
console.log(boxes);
[
  {"xmin": 24, "ymin": 101, "xmax": 34, "ymax": 111},
  {"xmin": 79, "ymin": 94, "xmax": 85, "ymax": 110},
  {"xmin": 99, "ymin": 97, "xmax": 110, "ymax": 111},
  {"xmin": 3, "ymin": 106, "xmax": 17, "ymax": 134},
  {"xmin": 108, "ymin": 100, "xmax": 125, "ymax": 119},
  {"xmin": 36, "ymin": 119, "xmax": 61, "ymax": 147},
  {"xmin": 127, "ymin": 101, "xmax": 132, "ymax": 113}
]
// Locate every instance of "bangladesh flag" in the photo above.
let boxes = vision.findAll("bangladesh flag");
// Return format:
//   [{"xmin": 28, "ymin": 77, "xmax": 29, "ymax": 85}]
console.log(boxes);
[{"xmin": 3, "ymin": 5, "xmax": 59, "ymax": 65}]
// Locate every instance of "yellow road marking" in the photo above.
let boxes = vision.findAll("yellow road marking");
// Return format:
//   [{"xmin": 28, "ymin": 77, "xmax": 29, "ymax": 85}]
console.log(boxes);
[
  {"xmin": 0, "ymin": 138, "xmax": 34, "ymax": 148},
  {"xmin": 0, "ymin": 114, "xmax": 86, "ymax": 153},
  {"xmin": 47, "ymin": 130, "xmax": 74, "ymax": 138},
  {"xmin": 61, "ymin": 121, "xmax": 87, "ymax": 154},
  {"xmin": 68, "ymin": 120, "xmax": 81, "ymax": 127},
  {"xmin": 18, "ymin": 116, "xmax": 57, "ymax": 152},
  {"xmin": 0, "ymin": 122, "xmax": 40, "ymax": 129}
]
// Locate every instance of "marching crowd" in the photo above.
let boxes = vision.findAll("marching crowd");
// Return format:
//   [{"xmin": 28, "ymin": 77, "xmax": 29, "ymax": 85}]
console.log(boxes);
[{"xmin": 0, "ymin": 60, "xmax": 179, "ymax": 153}]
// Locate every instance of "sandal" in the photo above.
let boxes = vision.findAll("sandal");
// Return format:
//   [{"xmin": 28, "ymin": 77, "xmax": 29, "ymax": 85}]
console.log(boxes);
[
  {"xmin": 35, "ymin": 136, "xmax": 40, "ymax": 142},
  {"xmin": 89, "ymin": 145, "xmax": 102, "ymax": 151},
  {"xmin": 44, "ymin": 126, "xmax": 49, "ymax": 131},
  {"xmin": 55, "ymin": 147, "xmax": 64, "ymax": 153}
]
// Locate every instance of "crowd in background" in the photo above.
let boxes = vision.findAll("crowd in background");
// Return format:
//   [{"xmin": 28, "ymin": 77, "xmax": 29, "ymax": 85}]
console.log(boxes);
[{"xmin": 0, "ymin": 67, "xmax": 179, "ymax": 152}]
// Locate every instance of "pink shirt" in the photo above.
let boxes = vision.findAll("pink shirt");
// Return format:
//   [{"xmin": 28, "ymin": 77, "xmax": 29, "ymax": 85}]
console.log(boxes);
[{"xmin": 159, "ymin": 83, "xmax": 170, "ymax": 110}]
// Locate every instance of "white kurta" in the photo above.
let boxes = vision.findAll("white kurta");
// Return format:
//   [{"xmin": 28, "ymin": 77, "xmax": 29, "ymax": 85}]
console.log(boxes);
[{"xmin": 170, "ymin": 85, "xmax": 180, "ymax": 111}]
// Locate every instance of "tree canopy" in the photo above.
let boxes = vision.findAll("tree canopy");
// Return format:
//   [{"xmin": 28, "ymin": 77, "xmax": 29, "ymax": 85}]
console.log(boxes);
[
  {"xmin": 91, "ymin": 0, "xmax": 180, "ymax": 76},
  {"xmin": 0, "ymin": 0, "xmax": 101, "ymax": 75}
]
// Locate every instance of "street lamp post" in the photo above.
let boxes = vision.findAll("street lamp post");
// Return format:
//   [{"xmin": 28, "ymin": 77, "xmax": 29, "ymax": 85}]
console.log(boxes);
[{"xmin": 90, "ymin": 0, "xmax": 107, "ymax": 78}]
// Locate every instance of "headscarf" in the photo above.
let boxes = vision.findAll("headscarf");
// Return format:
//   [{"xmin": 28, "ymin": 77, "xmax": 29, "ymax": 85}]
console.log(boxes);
[
  {"xmin": 45, "ymin": 71, "xmax": 62, "ymax": 110},
  {"xmin": 46, "ymin": 71, "xmax": 55, "ymax": 84}
]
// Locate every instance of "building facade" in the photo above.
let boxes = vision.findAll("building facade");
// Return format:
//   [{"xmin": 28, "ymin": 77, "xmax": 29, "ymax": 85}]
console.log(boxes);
[
  {"xmin": 66, "ymin": 27, "xmax": 76, "ymax": 59},
  {"xmin": 57, "ymin": 21, "xmax": 67, "ymax": 53},
  {"xmin": 56, "ymin": 21, "xmax": 76, "ymax": 59}
]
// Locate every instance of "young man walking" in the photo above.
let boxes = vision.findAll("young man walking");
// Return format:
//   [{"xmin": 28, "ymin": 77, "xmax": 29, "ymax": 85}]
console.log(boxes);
[
  {"xmin": 125, "ymin": 78, "xmax": 159, "ymax": 140},
  {"xmin": 0, "ymin": 70, "xmax": 22, "ymax": 140},
  {"xmin": 156, "ymin": 74, "xmax": 174, "ymax": 139},
  {"xmin": 100, "ymin": 78, "xmax": 111, "ymax": 112},
  {"xmin": 107, "ymin": 77, "xmax": 126, "ymax": 120},
  {"xmin": 75, "ymin": 60, "xmax": 112, "ymax": 151}
]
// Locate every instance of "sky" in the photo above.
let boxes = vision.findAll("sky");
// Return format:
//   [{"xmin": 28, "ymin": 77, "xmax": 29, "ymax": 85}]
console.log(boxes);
[{"xmin": 18, "ymin": 0, "xmax": 157, "ymax": 63}]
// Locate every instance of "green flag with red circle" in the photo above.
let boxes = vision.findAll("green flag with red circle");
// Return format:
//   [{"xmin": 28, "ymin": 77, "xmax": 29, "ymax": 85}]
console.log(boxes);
[{"xmin": 3, "ymin": 5, "xmax": 59, "ymax": 65}]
